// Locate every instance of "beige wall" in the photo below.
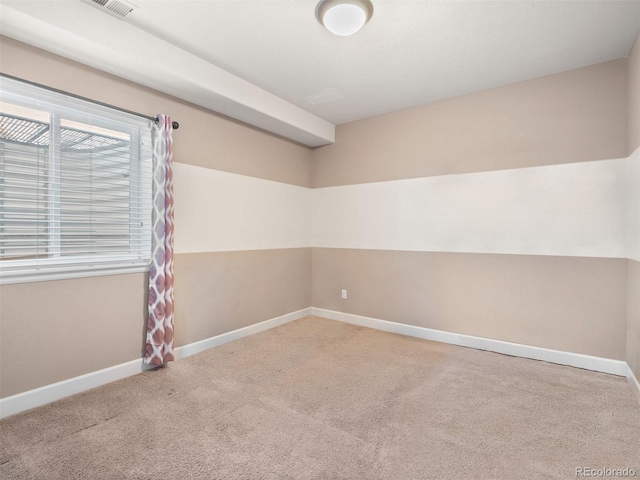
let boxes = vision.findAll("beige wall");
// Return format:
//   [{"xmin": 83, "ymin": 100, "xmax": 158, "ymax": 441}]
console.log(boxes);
[
  {"xmin": 0, "ymin": 38, "xmax": 313, "ymax": 399},
  {"xmin": 0, "ymin": 249, "xmax": 312, "ymax": 398},
  {"xmin": 1, "ymin": 34, "xmax": 636, "ymax": 400},
  {"xmin": 629, "ymin": 261, "xmax": 640, "ymax": 381},
  {"xmin": 312, "ymin": 249, "xmax": 627, "ymax": 360},
  {"xmin": 0, "ymin": 274, "xmax": 148, "ymax": 398},
  {"xmin": 310, "ymin": 55, "xmax": 632, "ymax": 368},
  {"xmin": 630, "ymin": 33, "xmax": 640, "ymax": 154},
  {"xmin": 174, "ymin": 249, "xmax": 311, "ymax": 347},
  {"xmin": 628, "ymin": 33, "xmax": 640, "ymax": 382},
  {"xmin": 312, "ymin": 59, "xmax": 628, "ymax": 187},
  {"xmin": 0, "ymin": 36, "xmax": 313, "ymax": 188}
]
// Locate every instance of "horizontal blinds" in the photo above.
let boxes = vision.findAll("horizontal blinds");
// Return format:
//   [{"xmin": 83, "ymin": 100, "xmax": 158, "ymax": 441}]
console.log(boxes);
[
  {"xmin": 0, "ymin": 141, "xmax": 49, "ymax": 260},
  {"xmin": 0, "ymin": 80, "xmax": 152, "ymax": 277}
]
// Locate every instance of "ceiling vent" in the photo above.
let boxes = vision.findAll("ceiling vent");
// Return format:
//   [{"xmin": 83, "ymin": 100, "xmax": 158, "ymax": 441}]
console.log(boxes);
[
  {"xmin": 82, "ymin": 0, "xmax": 139, "ymax": 19},
  {"xmin": 305, "ymin": 88, "xmax": 345, "ymax": 105}
]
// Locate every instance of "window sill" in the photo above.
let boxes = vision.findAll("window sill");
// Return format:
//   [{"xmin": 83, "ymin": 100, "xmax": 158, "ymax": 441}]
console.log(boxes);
[{"xmin": 0, "ymin": 263, "xmax": 150, "ymax": 285}]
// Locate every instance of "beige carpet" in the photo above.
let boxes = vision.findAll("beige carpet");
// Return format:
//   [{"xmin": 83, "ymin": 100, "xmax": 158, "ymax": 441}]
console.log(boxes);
[{"xmin": 1, "ymin": 316, "xmax": 639, "ymax": 479}]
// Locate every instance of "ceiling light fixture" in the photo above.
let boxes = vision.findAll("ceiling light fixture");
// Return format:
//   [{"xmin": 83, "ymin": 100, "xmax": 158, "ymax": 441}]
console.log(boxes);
[{"xmin": 316, "ymin": 0, "xmax": 373, "ymax": 37}]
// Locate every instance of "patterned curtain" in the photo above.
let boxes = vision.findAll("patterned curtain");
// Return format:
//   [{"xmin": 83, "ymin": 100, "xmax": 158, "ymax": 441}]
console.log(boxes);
[{"xmin": 144, "ymin": 115, "xmax": 175, "ymax": 366}]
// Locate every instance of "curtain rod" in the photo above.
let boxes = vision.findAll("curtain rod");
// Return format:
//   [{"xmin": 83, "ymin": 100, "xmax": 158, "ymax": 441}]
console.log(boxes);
[{"xmin": 0, "ymin": 73, "xmax": 180, "ymax": 130}]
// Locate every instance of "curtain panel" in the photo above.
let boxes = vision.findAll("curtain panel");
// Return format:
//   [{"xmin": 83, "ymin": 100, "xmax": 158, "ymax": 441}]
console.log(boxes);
[{"xmin": 144, "ymin": 115, "xmax": 175, "ymax": 365}]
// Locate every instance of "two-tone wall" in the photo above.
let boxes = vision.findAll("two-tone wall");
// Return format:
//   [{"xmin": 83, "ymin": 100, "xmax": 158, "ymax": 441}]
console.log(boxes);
[
  {"xmin": 172, "ymin": 164, "xmax": 311, "ymax": 346},
  {"xmin": 0, "ymin": 37, "xmax": 312, "ymax": 399},
  {"xmin": 1, "ymin": 34, "xmax": 638, "ymax": 402},
  {"xmin": 311, "ymin": 59, "xmax": 632, "ymax": 362},
  {"xmin": 628, "ymin": 33, "xmax": 640, "ymax": 383}
]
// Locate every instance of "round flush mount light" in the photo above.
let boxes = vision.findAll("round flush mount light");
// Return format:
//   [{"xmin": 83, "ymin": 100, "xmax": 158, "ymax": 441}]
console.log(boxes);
[{"xmin": 316, "ymin": 0, "xmax": 374, "ymax": 36}]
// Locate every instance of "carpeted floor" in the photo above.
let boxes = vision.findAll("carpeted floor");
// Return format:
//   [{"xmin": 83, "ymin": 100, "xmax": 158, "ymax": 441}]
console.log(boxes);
[{"xmin": 1, "ymin": 316, "xmax": 639, "ymax": 479}]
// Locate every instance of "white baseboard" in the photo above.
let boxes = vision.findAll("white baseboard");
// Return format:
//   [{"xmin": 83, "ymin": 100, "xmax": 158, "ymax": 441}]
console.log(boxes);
[
  {"xmin": 2, "ymin": 306, "xmax": 634, "ymax": 419},
  {"xmin": 0, "ymin": 307, "xmax": 311, "ymax": 419},
  {"xmin": 628, "ymin": 365, "xmax": 640, "ymax": 404},
  {"xmin": 174, "ymin": 307, "xmax": 311, "ymax": 359},
  {"xmin": 0, "ymin": 358, "xmax": 154, "ymax": 420},
  {"xmin": 311, "ymin": 308, "xmax": 629, "ymax": 377}
]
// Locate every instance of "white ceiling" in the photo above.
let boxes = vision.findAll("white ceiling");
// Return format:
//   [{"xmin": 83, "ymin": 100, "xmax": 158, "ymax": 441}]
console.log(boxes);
[
  {"xmin": 1, "ymin": 0, "xmax": 639, "ymax": 145},
  {"xmin": 127, "ymin": 0, "xmax": 640, "ymax": 125}
]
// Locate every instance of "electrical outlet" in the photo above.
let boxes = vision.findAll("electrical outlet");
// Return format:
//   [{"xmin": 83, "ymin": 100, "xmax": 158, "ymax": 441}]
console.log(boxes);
[{"xmin": 341, "ymin": 289, "xmax": 347, "ymax": 299}]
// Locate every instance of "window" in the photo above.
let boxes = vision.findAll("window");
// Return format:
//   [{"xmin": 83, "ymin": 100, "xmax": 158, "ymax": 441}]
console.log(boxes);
[{"xmin": 0, "ymin": 77, "xmax": 152, "ymax": 283}]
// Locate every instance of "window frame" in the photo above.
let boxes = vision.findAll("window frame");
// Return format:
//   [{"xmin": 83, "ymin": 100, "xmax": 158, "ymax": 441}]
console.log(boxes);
[{"xmin": 0, "ymin": 77, "xmax": 152, "ymax": 284}]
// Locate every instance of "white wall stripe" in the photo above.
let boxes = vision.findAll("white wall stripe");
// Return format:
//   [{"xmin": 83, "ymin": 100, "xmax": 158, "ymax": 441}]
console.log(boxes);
[
  {"xmin": 173, "ymin": 154, "xmax": 635, "ymax": 260},
  {"xmin": 628, "ymin": 146, "xmax": 640, "ymax": 262},
  {"xmin": 173, "ymin": 162, "xmax": 311, "ymax": 254},
  {"xmin": 311, "ymin": 308, "xmax": 629, "ymax": 377},
  {"xmin": 312, "ymin": 158, "xmax": 628, "ymax": 258},
  {"xmin": 0, "ymin": 308, "xmax": 311, "ymax": 419}
]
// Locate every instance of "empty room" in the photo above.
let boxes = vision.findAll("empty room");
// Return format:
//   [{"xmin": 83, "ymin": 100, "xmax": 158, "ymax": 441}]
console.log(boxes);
[{"xmin": 0, "ymin": 0, "xmax": 639, "ymax": 478}]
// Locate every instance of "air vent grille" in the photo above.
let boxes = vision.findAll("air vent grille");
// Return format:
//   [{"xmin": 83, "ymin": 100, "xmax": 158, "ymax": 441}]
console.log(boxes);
[
  {"xmin": 84, "ymin": 0, "xmax": 138, "ymax": 18},
  {"xmin": 105, "ymin": 0, "xmax": 134, "ymax": 17}
]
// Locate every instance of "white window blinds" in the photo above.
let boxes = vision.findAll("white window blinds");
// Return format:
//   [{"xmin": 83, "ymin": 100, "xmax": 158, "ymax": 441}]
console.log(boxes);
[{"xmin": 0, "ymin": 77, "xmax": 152, "ymax": 283}]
